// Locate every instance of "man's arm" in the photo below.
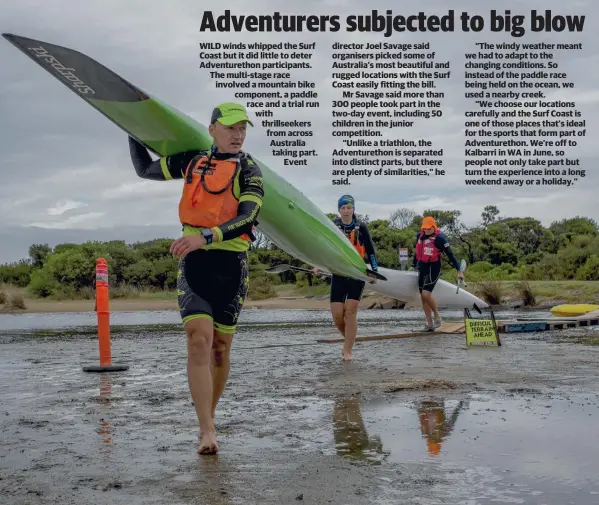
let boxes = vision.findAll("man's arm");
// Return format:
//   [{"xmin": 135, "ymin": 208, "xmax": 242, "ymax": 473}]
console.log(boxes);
[
  {"xmin": 412, "ymin": 232, "xmax": 420, "ymax": 268},
  {"xmin": 210, "ymin": 154, "xmax": 264, "ymax": 243},
  {"xmin": 128, "ymin": 136, "xmax": 198, "ymax": 181},
  {"xmin": 359, "ymin": 222, "xmax": 378, "ymax": 271},
  {"xmin": 435, "ymin": 235, "xmax": 461, "ymax": 270}
]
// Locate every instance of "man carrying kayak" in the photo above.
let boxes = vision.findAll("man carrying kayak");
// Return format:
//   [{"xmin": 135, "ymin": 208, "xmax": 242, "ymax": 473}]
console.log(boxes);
[
  {"xmin": 127, "ymin": 102, "xmax": 264, "ymax": 455},
  {"xmin": 412, "ymin": 216, "xmax": 464, "ymax": 331},
  {"xmin": 315, "ymin": 195, "xmax": 379, "ymax": 361}
]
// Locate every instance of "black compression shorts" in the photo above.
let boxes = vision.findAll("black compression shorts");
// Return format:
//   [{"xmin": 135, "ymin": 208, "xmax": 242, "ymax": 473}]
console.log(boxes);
[
  {"xmin": 417, "ymin": 261, "xmax": 442, "ymax": 293},
  {"xmin": 330, "ymin": 275, "xmax": 365, "ymax": 303},
  {"xmin": 178, "ymin": 249, "xmax": 249, "ymax": 334}
]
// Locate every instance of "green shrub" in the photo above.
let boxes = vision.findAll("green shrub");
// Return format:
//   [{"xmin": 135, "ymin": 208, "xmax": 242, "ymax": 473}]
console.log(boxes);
[{"xmin": 575, "ymin": 255, "xmax": 599, "ymax": 281}]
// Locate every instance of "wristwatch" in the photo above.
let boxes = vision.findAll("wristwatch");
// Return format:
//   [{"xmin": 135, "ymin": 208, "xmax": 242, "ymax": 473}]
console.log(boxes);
[{"xmin": 201, "ymin": 228, "xmax": 213, "ymax": 245}]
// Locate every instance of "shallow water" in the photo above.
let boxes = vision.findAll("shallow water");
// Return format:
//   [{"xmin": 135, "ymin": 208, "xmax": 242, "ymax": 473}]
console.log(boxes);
[
  {"xmin": 2, "ymin": 310, "xmax": 599, "ymax": 504},
  {"xmin": 357, "ymin": 393, "xmax": 599, "ymax": 504},
  {"xmin": 0, "ymin": 306, "xmax": 543, "ymax": 332}
]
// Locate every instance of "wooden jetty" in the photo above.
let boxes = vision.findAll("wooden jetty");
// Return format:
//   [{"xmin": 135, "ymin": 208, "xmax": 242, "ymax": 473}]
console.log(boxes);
[
  {"xmin": 499, "ymin": 309, "xmax": 599, "ymax": 333},
  {"xmin": 316, "ymin": 322, "xmax": 466, "ymax": 344}
]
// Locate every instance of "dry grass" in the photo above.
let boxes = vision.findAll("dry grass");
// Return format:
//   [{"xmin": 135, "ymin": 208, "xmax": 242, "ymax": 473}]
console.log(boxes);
[
  {"xmin": 0, "ymin": 284, "xmax": 27, "ymax": 310},
  {"xmin": 515, "ymin": 280, "xmax": 537, "ymax": 306},
  {"xmin": 477, "ymin": 280, "xmax": 503, "ymax": 305},
  {"xmin": 8, "ymin": 294, "xmax": 26, "ymax": 310}
]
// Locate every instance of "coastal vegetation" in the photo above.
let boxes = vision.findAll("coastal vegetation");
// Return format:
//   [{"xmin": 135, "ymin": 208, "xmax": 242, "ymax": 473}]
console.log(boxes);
[{"xmin": 1, "ymin": 206, "xmax": 598, "ymax": 308}]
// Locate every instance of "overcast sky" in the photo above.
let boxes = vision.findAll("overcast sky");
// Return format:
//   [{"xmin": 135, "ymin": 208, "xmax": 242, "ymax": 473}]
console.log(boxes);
[{"xmin": 0, "ymin": 0, "xmax": 596, "ymax": 263}]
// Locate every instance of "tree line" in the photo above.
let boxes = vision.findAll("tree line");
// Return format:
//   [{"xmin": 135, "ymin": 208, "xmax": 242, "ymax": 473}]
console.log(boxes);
[{"xmin": 0, "ymin": 206, "xmax": 597, "ymax": 300}]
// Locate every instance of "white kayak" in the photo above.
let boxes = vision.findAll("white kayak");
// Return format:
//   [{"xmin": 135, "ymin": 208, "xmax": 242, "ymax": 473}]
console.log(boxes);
[{"xmin": 367, "ymin": 267, "xmax": 489, "ymax": 310}]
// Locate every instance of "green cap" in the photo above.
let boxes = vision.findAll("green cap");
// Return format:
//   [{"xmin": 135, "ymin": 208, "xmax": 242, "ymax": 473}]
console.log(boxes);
[{"xmin": 210, "ymin": 102, "xmax": 253, "ymax": 126}]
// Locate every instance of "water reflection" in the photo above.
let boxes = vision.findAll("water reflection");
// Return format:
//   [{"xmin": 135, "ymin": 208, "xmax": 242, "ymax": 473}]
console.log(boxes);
[
  {"xmin": 193, "ymin": 455, "xmax": 233, "ymax": 505},
  {"xmin": 332, "ymin": 395, "xmax": 389, "ymax": 464},
  {"xmin": 95, "ymin": 374, "xmax": 113, "ymax": 453},
  {"xmin": 416, "ymin": 397, "xmax": 466, "ymax": 456}
]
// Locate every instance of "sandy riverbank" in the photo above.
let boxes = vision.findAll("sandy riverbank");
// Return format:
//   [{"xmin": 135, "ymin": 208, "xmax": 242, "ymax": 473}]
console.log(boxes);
[{"xmin": 0, "ymin": 296, "xmax": 329, "ymax": 313}]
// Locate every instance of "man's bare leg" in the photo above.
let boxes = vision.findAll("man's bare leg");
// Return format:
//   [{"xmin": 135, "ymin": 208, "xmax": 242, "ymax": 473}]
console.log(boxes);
[
  {"xmin": 330, "ymin": 302, "xmax": 346, "ymax": 337},
  {"xmin": 342, "ymin": 300, "xmax": 359, "ymax": 361},
  {"xmin": 185, "ymin": 317, "xmax": 218, "ymax": 454},
  {"xmin": 210, "ymin": 330, "xmax": 234, "ymax": 422},
  {"xmin": 421, "ymin": 292, "xmax": 434, "ymax": 328},
  {"xmin": 426, "ymin": 293, "xmax": 441, "ymax": 321}
]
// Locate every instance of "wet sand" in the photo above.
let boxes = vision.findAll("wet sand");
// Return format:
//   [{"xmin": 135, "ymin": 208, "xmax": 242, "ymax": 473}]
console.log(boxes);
[{"xmin": 2, "ymin": 316, "xmax": 599, "ymax": 504}]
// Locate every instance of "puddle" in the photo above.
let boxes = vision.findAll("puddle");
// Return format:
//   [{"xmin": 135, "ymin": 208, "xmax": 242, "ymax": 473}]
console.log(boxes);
[
  {"xmin": 358, "ymin": 392, "xmax": 599, "ymax": 503},
  {"xmin": 331, "ymin": 396, "xmax": 390, "ymax": 465}
]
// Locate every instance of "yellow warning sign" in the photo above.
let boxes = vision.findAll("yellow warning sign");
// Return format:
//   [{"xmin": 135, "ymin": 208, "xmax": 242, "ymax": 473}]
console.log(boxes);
[{"xmin": 465, "ymin": 318, "xmax": 500, "ymax": 346}]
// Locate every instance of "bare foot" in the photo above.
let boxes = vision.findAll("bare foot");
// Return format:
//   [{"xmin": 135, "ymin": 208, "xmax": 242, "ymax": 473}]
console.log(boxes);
[
  {"xmin": 198, "ymin": 429, "xmax": 218, "ymax": 455},
  {"xmin": 199, "ymin": 413, "xmax": 216, "ymax": 440},
  {"xmin": 342, "ymin": 352, "xmax": 353, "ymax": 361}
]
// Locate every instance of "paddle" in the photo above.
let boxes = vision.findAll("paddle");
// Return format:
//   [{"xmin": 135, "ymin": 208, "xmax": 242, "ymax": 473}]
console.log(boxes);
[
  {"xmin": 265, "ymin": 263, "xmax": 387, "ymax": 281},
  {"xmin": 265, "ymin": 264, "xmax": 328, "ymax": 276},
  {"xmin": 456, "ymin": 259, "xmax": 468, "ymax": 294}
]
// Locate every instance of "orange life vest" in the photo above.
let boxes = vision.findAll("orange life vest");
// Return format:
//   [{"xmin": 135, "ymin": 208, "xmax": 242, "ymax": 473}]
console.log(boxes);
[
  {"xmin": 336, "ymin": 218, "xmax": 366, "ymax": 259},
  {"xmin": 178, "ymin": 152, "xmax": 251, "ymax": 241},
  {"xmin": 349, "ymin": 227, "xmax": 366, "ymax": 259}
]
